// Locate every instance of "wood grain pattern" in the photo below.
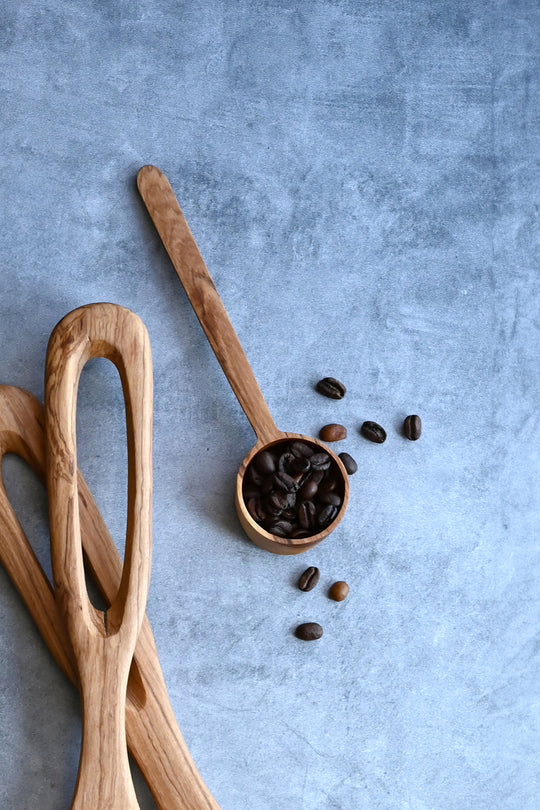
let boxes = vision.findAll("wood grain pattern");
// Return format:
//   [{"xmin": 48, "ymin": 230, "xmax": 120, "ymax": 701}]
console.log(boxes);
[
  {"xmin": 137, "ymin": 166, "xmax": 350, "ymax": 555},
  {"xmin": 0, "ymin": 384, "xmax": 220, "ymax": 808},
  {"xmin": 45, "ymin": 304, "xmax": 152, "ymax": 809},
  {"xmin": 137, "ymin": 164, "xmax": 279, "ymax": 446}
]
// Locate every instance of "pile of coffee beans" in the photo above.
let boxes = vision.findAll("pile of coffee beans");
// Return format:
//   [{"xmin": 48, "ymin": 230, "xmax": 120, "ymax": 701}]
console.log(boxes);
[{"xmin": 242, "ymin": 439, "xmax": 345, "ymax": 539}]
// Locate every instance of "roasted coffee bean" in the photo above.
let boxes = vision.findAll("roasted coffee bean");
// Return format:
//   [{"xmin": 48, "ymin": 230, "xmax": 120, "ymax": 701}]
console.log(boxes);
[
  {"xmin": 403, "ymin": 414, "xmax": 422, "ymax": 440},
  {"xmin": 290, "ymin": 527, "xmax": 311, "ymax": 539},
  {"xmin": 268, "ymin": 519, "xmax": 294, "ymax": 537},
  {"xmin": 310, "ymin": 468, "xmax": 325, "ymax": 485},
  {"xmin": 261, "ymin": 475, "xmax": 275, "ymax": 495},
  {"xmin": 274, "ymin": 471, "xmax": 300, "ymax": 493},
  {"xmin": 278, "ymin": 451, "xmax": 295, "ymax": 472},
  {"xmin": 319, "ymin": 492, "xmax": 341, "ymax": 507},
  {"xmin": 338, "ymin": 452, "xmax": 357, "ymax": 475},
  {"xmin": 254, "ymin": 450, "xmax": 276, "ymax": 475},
  {"xmin": 310, "ymin": 452, "xmax": 331, "ymax": 470},
  {"xmin": 295, "ymin": 622, "xmax": 323, "ymax": 640},
  {"xmin": 298, "ymin": 566, "xmax": 320, "ymax": 591},
  {"xmin": 361, "ymin": 420, "xmax": 387, "ymax": 444},
  {"xmin": 316, "ymin": 377, "xmax": 346, "ymax": 400},
  {"xmin": 299, "ymin": 479, "xmax": 318, "ymax": 501},
  {"xmin": 290, "ymin": 441, "xmax": 314, "ymax": 458},
  {"xmin": 265, "ymin": 490, "xmax": 289, "ymax": 515},
  {"xmin": 329, "ymin": 581, "xmax": 349, "ymax": 602},
  {"xmin": 298, "ymin": 500, "xmax": 317, "ymax": 529},
  {"xmin": 319, "ymin": 423, "xmax": 347, "ymax": 442},
  {"xmin": 318, "ymin": 504, "xmax": 338, "ymax": 527},
  {"xmin": 317, "ymin": 476, "xmax": 337, "ymax": 496},
  {"xmin": 290, "ymin": 455, "xmax": 311, "ymax": 475},
  {"xmin": 246, "ymin": 497, "xmax": 266, "ymax": 522},
  {"xmin": 247, "ymin": 465, "xmax": 264, "ymax": 486}
]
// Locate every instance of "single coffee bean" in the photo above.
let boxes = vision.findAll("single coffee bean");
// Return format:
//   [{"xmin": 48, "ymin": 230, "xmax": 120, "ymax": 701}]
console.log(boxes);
[
  {"xmin": 290, "ymin": 455, "xmax": 311, "ymax": 475},
  {"xmin": 319, "ymin": 492, "xmax": 341, "ymax": 507},
  {"xmin": 361, "ymin": 420, "xmax": 387, "ymax": 444},
  {"xmin": 403, "ymin": 414, "xmax": 422, "ymax": 440},
  {"xmin": 318, "ymin": 503, "xmax": 338, "ymax": 527},
  {"xmin": 268, "ymin": 519, "xmax": 294, "ymax": 537},
  {"xmin": 298, "ymin": 566, "xmax": 320, "ymax": 592},
  {"xmin": 290, "ymin": 441, "xmax": 314, "ymax": 458},
  {"xmin": 310, "ymin": 468, "xmax": 325, "ymax": 485},
  {"xmin": 246, "ymin": 497, "xmax": 266, "ymax": 522},
  {"xmin": 298, "ymin": 500, "xmax": 317, "ymax": 529},
  {"xmin": 247, "ymin": 465, "xmax": 264, "ymax": 486},
  {"xmin": 274, "ymin": 471, "xmax": 300, "ymax": 493},
  {"xmin": 310, "ymin": 452, "xmax": 331, "ymax": 470},
  {"xmin": 299, "ymin": 479, "xmax": 318, "ymax": 501},
  {"xmin": 329, "ymin": 581, "xmax": 349, "ymax": 602},
  {"xmin": 295, "ymin": 622, "xmax": 323, "ymax": 640},
  {"xmin": 278, "ymin": 451, "xmax": 295, "ymax": 472},
  {"xmin": 317, "ymin": 476, "xmax": 337, "ymax": 496},
  {"xmin": 316, "ymin": 377, "xmax": 346, "ymax": 400},
  {"xmin": 290, "ymin": 527, "xmax": 311, "ymax": 539},
  {"xmin": 253, "ymin": 450, "xmax": 276, "ymax": 475},
  {"xmin": 265, "ymin": 490, "xmax": 289, "ymax": 515},
  {"xmin": 338, "ymin": 451, "xmax": 357, "ymax": 475},
  {"xmin": 319, "ymin": 423, "xmax": 347, "ymax": 442}
]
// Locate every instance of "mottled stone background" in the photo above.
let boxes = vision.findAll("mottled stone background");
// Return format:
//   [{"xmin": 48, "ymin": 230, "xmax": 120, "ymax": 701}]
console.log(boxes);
[{"xmin": 0, "ymin": 2, "xmax": 538, "ymax": 808}]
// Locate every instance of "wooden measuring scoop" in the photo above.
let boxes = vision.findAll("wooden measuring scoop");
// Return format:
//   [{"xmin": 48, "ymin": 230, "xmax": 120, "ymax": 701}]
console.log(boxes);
[
  {"xmin": 137, "ymin": 165, "xmax": 349, "ymax": 555},
  {"xmin": 45, "ymin": 304, "xmax": 152, "ymax": 809}
]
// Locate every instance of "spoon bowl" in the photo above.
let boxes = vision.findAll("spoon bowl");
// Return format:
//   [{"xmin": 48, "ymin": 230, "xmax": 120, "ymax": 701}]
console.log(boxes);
[{"xmin": 138, "ymin": 165, "xmax": 349, "ymax": 554}]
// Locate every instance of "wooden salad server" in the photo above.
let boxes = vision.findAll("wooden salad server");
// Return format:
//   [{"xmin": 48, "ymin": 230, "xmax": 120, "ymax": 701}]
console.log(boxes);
[
  {"xmin": 137, "ymin": 165, "xmax": 349, "ymax": 555},
  {"xmin": 0, "ymin": 384, "xmax": 219, "ymax": 808},
  {"xmin": 41, "ymin": 303, "xmax": 218, "ymax": 808}
]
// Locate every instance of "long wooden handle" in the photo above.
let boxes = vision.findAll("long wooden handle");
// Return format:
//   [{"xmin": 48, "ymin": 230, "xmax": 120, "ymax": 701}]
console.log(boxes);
[
  {"xmin": 137, "ymin": 164, "xmax": 279, "ymax": 446},
  {"xmin": 0, "ymin": 385, "xmax": 220, "ymax": 809},
  {"xmin": 46, "ymin": 304, "xmax": 152, "ymax": 810}
]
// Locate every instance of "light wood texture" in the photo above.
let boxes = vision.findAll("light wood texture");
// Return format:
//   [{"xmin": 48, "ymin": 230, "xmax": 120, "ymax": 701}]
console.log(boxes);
[
  {"xmin": 137, "ymin": 165, "xmax": 349, "ymax": 554},
  {"xmin": 45, "ymin": 304, "xmax": 152, "ymax": 809},
  {"xmin": 0, "ymin": 384, "xmax": 220, "ymax": 809},
  {"xmin": 137, "ymin": 164, "xmax": 278, "ymax": 446}
]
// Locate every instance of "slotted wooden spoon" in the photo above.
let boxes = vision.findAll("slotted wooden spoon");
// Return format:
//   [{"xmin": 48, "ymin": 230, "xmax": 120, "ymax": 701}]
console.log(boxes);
[
  {"xmin": 0, "ymin": 383, "xmax": 219, "ymax": 808},
  {"xmin": 45, "ymin": 303, "xmax": 152, "ymax": 809}
]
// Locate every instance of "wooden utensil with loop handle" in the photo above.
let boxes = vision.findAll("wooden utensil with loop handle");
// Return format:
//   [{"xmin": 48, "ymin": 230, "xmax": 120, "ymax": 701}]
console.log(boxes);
[{"xmin": 45, "ymin": 303, "xmax": 152, "ymax": 810}]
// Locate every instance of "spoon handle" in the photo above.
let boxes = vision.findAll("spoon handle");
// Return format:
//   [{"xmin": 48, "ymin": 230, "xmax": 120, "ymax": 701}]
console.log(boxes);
[{"xmin": 138, "ymin": 165, "xmax": 279, "ymax": 446}]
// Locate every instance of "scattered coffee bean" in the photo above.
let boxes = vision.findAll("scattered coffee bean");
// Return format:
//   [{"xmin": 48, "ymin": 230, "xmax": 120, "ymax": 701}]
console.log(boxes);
[
  {"xmin": 360, "ymin": 420, "xmax": 387, "ymax": 444},
  {"xmin": 329, "ymin": 581, "xmax": 349, "ymax": 602},
  {"xmin": 338, "ymin": 452, "xmax": 357, "ymax": 475},
  {"xmin": 243, "ymin": 439, "xmax": 345, "ymax": 539},
  {"xmin": 298, "ymin": 566, "xmax": 320, "ymax": 592},
  {"xmin": 295, "ymin": 622, "xmax": 323, "ymax": 640},
  {"xmin": 315, "ymin": 377, "xmax": 346, "ymax": 400},
  {"xmin": 319, "ymin": 423, "xmax": 347, "ymax": 442},
  {"xmin": 403, "ymin": 414, "xmax": 422, "ymax": 440}
]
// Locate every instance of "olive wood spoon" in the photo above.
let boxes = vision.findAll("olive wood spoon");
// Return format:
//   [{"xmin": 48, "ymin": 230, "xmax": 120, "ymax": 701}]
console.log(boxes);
[
  {"xmin": 0, "ymin": 384, "xmax": 219, "ymax": 809},
  {"xmin": 137, "ymin": 165, "xmax": 349, "ymax": 554}
]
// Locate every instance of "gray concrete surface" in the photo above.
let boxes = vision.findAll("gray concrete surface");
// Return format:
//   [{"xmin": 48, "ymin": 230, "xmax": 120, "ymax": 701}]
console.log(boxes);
[{"xmin": 0, "ymin": 1, "xmax": 538, "ymax": 808}]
